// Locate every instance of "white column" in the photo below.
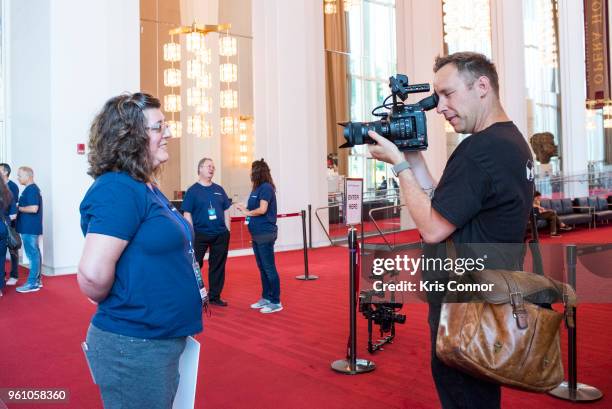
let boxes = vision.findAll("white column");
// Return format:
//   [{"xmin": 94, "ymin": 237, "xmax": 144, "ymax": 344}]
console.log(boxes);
[
  {"xmin": 9, "ymin": 0, "xmax": 140, "ymax": 275},
  {"xmin": 490, "ymin": 0, "xmax": 529, "ymax": 139},
  {"xmin": 395, "ymin": 0, "xmax": 445, "ymax": 230},
  {"xmin": 252, "ymin": 0, "xmax": 328, "ymax": 249},
  {"xmin": 557, "ymin": 0, "xmax": 589, "ymax": 197}
]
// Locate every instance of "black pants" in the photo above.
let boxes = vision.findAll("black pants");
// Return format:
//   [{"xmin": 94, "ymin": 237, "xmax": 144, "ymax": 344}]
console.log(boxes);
[
  {"xmin": 428, "ymin": 302, "xmax": 501, "ymax": 409},
  {"xmin": 194, "ymin": 230, "xmax": 230, "ymax": 300},
  {"xmin": 5, "ymin": 220, "xmax": 18, "ymax": 279}
]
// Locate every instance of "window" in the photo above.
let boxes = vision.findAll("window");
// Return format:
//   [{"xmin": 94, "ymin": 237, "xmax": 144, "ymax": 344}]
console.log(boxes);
[
  {"xmin": 523, "ymin": 0, "xmax": 561, "ymax": 176},
  {"xmin": 347, "ymin": 0, "xmax": 396, "ymax": 192}
]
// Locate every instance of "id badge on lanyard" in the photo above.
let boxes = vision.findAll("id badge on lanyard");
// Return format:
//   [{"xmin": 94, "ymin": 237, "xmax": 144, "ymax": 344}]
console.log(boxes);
[
  {"xmin": 189, "ymin": 245, "xmax": 208, "ymax": 305},
  {"xmin": 208, "ymin": 202, "xmax": 217, "ymax": 220}
]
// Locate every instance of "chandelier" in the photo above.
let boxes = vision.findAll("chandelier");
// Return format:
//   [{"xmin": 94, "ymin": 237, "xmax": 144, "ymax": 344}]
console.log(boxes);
[
  {"xmin": 162, "ymin": 23, "xmax": 238, "ymax": 139},
  {"xmin": 237, "ymin": 116, "xmax": 253, "ymax": 165},
  {"xmin": 323, "ymin": 0, "xmax": 360, "ymax": 15}
]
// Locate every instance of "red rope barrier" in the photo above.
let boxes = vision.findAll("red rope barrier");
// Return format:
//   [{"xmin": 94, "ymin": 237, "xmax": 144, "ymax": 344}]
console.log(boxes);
[{"xmin": 230, "ymin": 212, "xmax": 301, "ymax": 222}]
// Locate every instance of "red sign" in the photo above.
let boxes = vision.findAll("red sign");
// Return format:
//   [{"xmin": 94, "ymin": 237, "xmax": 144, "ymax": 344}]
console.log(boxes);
[{"xmin": 584, "ymin": 0, "xmax": 610, "ymax": 107}]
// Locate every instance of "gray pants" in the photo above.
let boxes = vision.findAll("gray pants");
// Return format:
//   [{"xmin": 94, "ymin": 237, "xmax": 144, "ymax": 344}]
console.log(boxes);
[{"xmin": 84, "ymin": 324, "xmax": 187, "ymax": 409}]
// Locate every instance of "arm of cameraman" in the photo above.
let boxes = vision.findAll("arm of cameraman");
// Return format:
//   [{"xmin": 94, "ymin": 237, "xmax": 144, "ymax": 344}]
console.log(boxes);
[
  {"xmin": 403, "ymin": 151, "xmax": 437, "ymax": 193},
  {"xmin": 368, "ymin": 131, "xmax": 455, "ymax": 243}
]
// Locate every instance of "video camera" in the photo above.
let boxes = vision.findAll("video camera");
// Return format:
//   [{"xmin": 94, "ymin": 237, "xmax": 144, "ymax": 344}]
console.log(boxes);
[{"xmin": 339, "ymin": 74, "xmax": 438, "ymax": 152}]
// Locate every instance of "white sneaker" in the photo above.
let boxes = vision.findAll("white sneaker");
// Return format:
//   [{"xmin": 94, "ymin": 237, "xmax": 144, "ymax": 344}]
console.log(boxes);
[
  {"xmin": 250, "ymin": 298, "xmax": 271, "ymax": 309},
  {"xmin": 5, "ymin": 277, "xmax": 18, "ymax": 286},
  {"xmin": 260, "ymin": 303, "xmax": 283, "ymax": 314}
]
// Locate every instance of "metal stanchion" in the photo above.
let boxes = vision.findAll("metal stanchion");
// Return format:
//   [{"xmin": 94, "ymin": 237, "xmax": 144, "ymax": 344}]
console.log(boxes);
[
  {"xmin": 296, "ymin": 210, "xmax": 318, "ymax": 281},
  {"xmin": 331, "ymin": 227, "xmax": 375, "ymax": 374},
  {"xmin": 308, "ymin": 204, "xmax": 313, "ymax": 249},
  {"xmin": 549, "ymin": 244, "xmax": 603, "ymax": 402}
]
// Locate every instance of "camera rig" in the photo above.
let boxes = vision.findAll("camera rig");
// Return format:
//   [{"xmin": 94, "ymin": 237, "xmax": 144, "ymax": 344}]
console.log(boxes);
[{"xmin": 359, "ymin": 268, "xmax": 406, "ymax": 353}]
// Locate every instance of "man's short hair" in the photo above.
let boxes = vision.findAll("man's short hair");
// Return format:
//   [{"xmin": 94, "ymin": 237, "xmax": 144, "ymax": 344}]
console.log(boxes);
[
  {"xmin": 18, "ymin": 166, "xmax": 34, "ymax": 178},
  {"xmin": 0, "ymin": 163, "xmax": 10, "ymax": 176},
  {"xmin": 534, "ymin": 191, "xmax": 542, "ymax": 198},
  {"xmin": 197, "ymin": 157, "xmax": 213, "ymax": 174},
  {"xmin": 433, "ymin": 52, "xmax": 500, "ymax": 96}
]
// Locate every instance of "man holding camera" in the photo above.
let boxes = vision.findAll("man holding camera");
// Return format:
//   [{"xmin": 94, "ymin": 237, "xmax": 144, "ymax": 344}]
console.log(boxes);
[{"xmin": 368, "ymin": 52, "xmax": 534, "ymax": 409}]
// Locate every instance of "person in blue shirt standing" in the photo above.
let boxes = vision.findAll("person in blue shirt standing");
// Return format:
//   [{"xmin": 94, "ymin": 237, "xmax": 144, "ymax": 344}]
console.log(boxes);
[
  {"xmin": 78, "ymin": 93, "xmax": 205, "ymax": 408},
  {"xmin": 236, "ymin": 159, "xmax": 282, "ymax": 314},
  {"xmin": 15, "ymin": 166, "xmax": 43, "ymax": 293},
  {"xmin": 182, "ymin": 157, "xmax": 231, "ymax": 307},
  {"xmin": 0, "ymin": 178, "xmax": 16, "ymax": 297},
  {"xmin": 0, "ymin": 163, "xmax": 19, "ymax": 286}
]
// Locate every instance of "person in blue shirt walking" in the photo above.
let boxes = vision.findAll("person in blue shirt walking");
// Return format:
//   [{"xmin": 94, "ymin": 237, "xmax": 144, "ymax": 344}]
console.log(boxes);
[
  {"xmin": 236, "ymin": 159, "xmax": 282, "ymax": 314},
  {"xmin": 0, "ymin": 178, "xmax": 16, "ymax": 297},
  {"xmin": 78, "ymin": 93, "xmax": 205, "ymax": 409},
  {"xmin": 182, "ymin": 157, "xmax": 231, "ymax": 307},
  {"xmin": 15, "ymin": 167, "xmax": 43, "ymax": 293},
  {"xmin": 0, "ymin": 163, "xmax": 19, "ymax": 286}
]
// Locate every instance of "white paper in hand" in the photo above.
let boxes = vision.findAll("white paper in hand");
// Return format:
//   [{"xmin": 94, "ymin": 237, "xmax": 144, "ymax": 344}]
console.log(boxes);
[{"xmin": 172, "ymin": 336, "xmax": 201, "ymax": 409}]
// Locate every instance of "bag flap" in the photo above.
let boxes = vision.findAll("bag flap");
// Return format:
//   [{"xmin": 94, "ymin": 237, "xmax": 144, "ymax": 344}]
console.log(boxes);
[{"xmin": 458, "ymin": 269, "xmax": 577, "ymax": 306}]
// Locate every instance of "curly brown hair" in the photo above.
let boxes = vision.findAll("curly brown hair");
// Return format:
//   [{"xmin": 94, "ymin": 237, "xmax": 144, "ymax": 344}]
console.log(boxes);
[
  {"xmin": 250, "ymin": 159, "xmax": 275, "ymax": 191},
  {"xmin": 87, "ymin": 93, "xmax": 161, "ymax": 182},
  {"xmin": 0, "ymin": 178, "xmax": 11, "ymax": 213}
]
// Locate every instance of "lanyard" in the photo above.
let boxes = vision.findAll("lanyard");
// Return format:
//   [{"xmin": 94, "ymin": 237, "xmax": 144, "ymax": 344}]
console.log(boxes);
[{"xmin": 150, "ymin": 186, "xmax": 208, "ymax": 306}]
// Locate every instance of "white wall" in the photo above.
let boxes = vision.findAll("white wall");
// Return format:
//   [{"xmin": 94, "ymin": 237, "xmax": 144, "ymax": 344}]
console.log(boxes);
[
  {"xmin": 490, "ymin": 0, "xmax": 529, "ymax": 140},
  {"xmin": 9, "ymin": 0, "xmax": 140, "ymax": 275},
  {"xmin": 252, "ymin": 0, "xmax": 328, "ymax": 249}
]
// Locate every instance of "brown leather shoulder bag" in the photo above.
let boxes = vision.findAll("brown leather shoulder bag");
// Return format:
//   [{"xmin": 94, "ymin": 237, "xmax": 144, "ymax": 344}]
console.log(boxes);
[{"xmin": 435, "ymin": 247, "xmax": 576, "ymax": 392}]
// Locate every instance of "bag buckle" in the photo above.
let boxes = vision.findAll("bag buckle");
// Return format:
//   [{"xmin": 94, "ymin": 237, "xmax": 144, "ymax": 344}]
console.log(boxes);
[
  {"xmin": 510, "ymin": 292, "xmax": 528, "ymax": 330},
  {"xmin": 510, "ymin": 292, "xmax": 523, "ymax": 306}
]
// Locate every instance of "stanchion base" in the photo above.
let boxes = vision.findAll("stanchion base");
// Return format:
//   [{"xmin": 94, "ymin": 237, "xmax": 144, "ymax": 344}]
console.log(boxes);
[
  {"xmin": 295, "ymin": 275, "xmax": 319, "ymax": 280},
  {"xmin": 331, "ymin": 359, "xmax": 376, "ymax": 374},
  {"xmin": 548, "ymin": 381, "xmax": 603, "ymax": 402}
]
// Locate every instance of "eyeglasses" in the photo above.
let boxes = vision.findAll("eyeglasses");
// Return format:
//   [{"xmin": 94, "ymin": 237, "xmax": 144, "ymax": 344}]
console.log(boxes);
[{"xmin": 146, "ymin": 122, "xmax": 171, "ymax": 135}]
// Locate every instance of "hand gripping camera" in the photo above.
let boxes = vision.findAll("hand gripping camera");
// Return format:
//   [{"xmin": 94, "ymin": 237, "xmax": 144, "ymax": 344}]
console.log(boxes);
[{"xmin": 339, "ymin": 74, "xmax": 438, "ymax": 151}]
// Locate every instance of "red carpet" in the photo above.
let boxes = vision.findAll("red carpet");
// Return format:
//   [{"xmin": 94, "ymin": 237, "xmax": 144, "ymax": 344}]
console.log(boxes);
[{"xmin": 1, "ymin": 226, "xmax": 612, "ymax": 408}]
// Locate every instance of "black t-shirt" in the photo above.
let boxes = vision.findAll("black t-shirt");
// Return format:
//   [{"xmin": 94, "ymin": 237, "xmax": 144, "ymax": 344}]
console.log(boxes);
[{"xmin": 431, "ymin": 121, "xmax": 534, "ymax": 269}]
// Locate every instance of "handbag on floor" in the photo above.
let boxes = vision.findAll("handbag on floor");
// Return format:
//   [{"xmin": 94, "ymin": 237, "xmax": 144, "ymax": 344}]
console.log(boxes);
[
  {"xmin": 2, "ymin": 215, "xmax": 21, "ymax": 251},
  {"xmin": 435, "ymin": 242, "xmax": 576, "ymax": 392}
]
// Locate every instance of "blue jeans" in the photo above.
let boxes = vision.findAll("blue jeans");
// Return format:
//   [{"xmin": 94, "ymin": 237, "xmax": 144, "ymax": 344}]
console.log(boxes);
[
  {"xmin": 84, "ymin": 324, "xmax": 186, "ymax": 409},
  {"xmin": 252, "ymin": 232, "xmax": 280, "ymax": 304},
  {"xmin": 21, "ymin": 234, "xmax": 41, "ymax": 285}
]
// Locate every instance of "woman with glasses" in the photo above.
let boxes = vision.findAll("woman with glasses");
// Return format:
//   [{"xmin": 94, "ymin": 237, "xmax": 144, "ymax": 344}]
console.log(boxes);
[
  {"xmin": 78, "ymin": 93, "xmax": 206, "ymax": 408},
  {"xmin": 236, "ymin": 159, "xmax": 282, "ymax": 313}
]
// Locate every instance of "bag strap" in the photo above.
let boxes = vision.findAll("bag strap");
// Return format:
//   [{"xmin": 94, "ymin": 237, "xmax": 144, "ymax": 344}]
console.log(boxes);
[{"xmin": 497, "ymin": 271, "xmax": 529, "ymax": 329}]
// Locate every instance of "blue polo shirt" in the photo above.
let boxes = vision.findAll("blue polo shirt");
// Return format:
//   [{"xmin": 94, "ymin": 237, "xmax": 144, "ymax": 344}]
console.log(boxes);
[
  {"xmin": 80, "ymin": 172, "xmax": 203, "ymax": 339},
  {"xmin": 16, "ymin": 184, "xmax": 43, "ymax": 235},
  {"xmin": 247, "ymin": 182, "xmax": 277, "ymax": 236},
  {"xmin": 182, "ymin": 182, "xmax": 230, "ymax": 236}
]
